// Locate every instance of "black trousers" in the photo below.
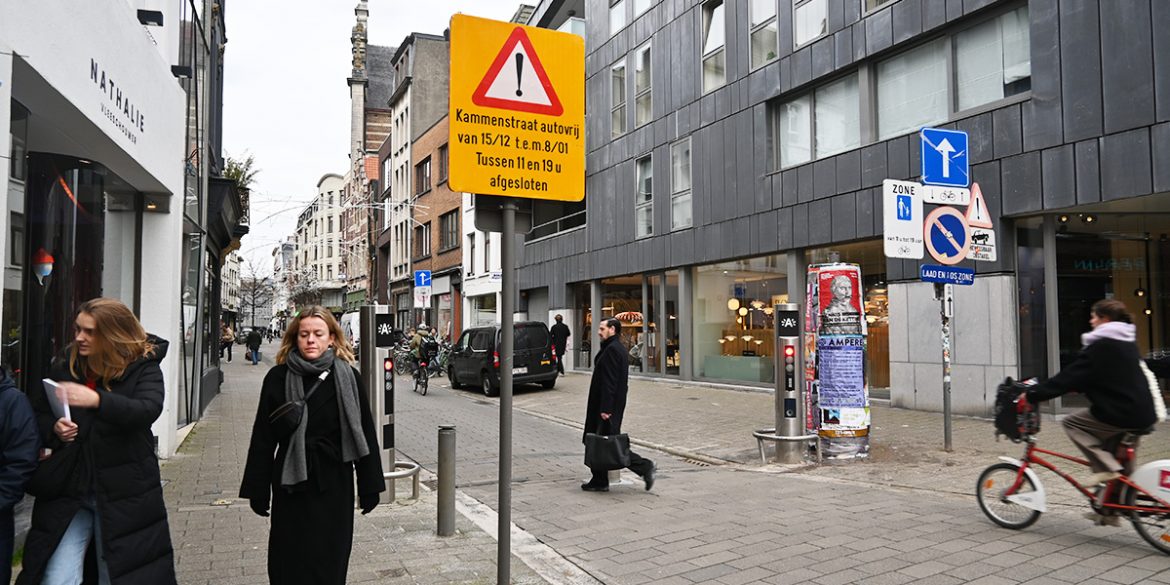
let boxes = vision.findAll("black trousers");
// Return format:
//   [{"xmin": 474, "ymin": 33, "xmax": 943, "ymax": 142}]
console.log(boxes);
[
  {"xmin": 1, "ymin": 506, "xmax": 13, "ymax": 585},
  {"xmin": 589, "ymin": 450, "xmax": 653, "ymax": 486}
]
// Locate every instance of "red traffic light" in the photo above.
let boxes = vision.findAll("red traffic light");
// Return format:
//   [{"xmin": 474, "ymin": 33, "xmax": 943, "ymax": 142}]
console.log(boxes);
[
  {"xmin": 383, "ymin": 358, "xmax": 393, "ymax": 371},
  {"xmin": 783, "ymin": 346, "xmax": 795, "ymax": 357}
]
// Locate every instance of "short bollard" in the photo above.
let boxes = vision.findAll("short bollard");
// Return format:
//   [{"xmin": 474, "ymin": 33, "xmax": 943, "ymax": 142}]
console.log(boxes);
[{"xmin": 437, "ymin": 425, "xmax": 456, "ymax": 536}]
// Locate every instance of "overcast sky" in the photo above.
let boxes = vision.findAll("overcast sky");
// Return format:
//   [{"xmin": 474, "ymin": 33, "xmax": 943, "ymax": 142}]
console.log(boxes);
[{"xmin": 223, "ymin": 0, "xmax": 523, "ymax": 274}]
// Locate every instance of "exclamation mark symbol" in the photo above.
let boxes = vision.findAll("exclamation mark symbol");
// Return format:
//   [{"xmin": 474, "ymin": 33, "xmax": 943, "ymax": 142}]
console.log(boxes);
[{"xmin": 515, "ymin": 53, "xmax": 524, "ymax": 97}]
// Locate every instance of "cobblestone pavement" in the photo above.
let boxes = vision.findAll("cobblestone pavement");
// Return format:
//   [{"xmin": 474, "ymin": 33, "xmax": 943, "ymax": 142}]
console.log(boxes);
[
  {"xmin": 386, "ymin": 370, "xmax": 1170, "ymax": 584},
  {"xmin": 160, "ymin": 342, "xmax": 547, "ymax": 585}
]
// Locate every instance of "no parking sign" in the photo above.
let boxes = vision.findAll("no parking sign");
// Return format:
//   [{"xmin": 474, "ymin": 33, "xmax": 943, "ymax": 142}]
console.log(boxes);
[{"xmin": 923, "ymin": 206, "xmax": 971, "ymax": 266}]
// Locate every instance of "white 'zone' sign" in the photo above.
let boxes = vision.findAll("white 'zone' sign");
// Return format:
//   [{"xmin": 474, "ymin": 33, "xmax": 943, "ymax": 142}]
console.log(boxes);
[{"xmin": 882, "ymin": 179, "xmax": 924, "ymax": 259}]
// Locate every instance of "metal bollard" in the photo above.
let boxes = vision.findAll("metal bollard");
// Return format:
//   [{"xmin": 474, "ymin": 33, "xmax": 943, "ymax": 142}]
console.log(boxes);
[{"xmin": 437, "ymin": 425, "xmax": 456, "ymax": 536}]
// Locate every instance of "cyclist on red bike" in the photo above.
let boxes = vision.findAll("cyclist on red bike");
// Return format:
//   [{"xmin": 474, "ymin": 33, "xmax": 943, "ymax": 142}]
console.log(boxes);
[{"xmin": 1024, "ymin": 299, "xmax": 1156, "ymax": 488}]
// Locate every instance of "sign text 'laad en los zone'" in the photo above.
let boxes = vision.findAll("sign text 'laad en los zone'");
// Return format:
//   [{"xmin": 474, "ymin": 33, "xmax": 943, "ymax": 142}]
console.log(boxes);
[{"xmin": 448, "ymin": 14, "xmax": 585, "ymax": 202}]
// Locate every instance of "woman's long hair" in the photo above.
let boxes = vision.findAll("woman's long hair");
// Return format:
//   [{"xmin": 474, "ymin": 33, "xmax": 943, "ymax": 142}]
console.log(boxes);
[
  {"xmin": 1092, "ymin": 299, "xmax": 1134, "ymax": 324},
  {"xmin": 275, "ymin": 306, "xmax": 355, "ymax": 365},
  {"xmin": 68, "ymin": 297, "xmax": 154, "ymax": 385}
]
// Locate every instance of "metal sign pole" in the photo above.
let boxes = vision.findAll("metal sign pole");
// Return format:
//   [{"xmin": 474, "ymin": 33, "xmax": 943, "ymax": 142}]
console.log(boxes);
[
  {"xmin": 497, "ymin": 200, "xmax": 516, "ymax": 584},
  {"xmin": 937, "ymin": 283, "xmax": 953, "ymax": 452}
]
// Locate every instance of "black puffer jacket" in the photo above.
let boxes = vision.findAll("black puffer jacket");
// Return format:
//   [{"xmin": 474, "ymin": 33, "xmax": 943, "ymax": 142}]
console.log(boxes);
[
  {"xmin": 17, "ymin": 336, "xmax": 176, "ymax": 585},
  {"xmin": 1028, "ymin": 337, "xmax": 1157, "ymax": 429}
]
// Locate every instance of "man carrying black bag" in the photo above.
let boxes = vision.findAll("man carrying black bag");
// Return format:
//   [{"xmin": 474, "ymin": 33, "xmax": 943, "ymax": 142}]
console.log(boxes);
[{"xmin": 581, "ymin": 318, "xmax": 656, "ymax": 492}]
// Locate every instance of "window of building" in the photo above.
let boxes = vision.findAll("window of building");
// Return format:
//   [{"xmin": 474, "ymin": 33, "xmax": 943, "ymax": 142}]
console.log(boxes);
[
  {"xmin": 864, "ymin": 0, "xmax": 895, "ymax": 13},
  {"xmin": 749, "ymin": 0, "xmax": 778, "ymax": 69},
  {"xmin": 876, "ymin": 39, "xmax": 946, "ymax": 140},
  {"xmin": 484, "ymin": 232, "xmax": 491, "ymax": 270},
  {"xmin": 701, "ymin": 0, "xmax": 726, "ymax": 92},
  {"xmin": 633, "ymin": 0, "xmax": 651, "ymax": 17},
  {"xmin": 440, "ymin": 210, "xmax": 459, "ymax": 251},
  {"xmin": 9, "ymin": 212, "xmax": 23, "ymax": 267},
  {"xmin": 327, "ymin": 239, "xmax": 333, "ymax": 258},
  {"xmin": 526, "ymin": 200, "xmax": 588, "ymax": 242},
  {"xmin": 468, "ymin": 235, "xmax": 476, "ymax": 275},
  {"xmin": 328, "ymin": 266, "xmax": 333, "ymax": 280},
  {"xmin": 611, "ymin": 59, "xmax": 627, "ymax": 137},
  {"xmin": 328, "ymin": 217, "xmax": 333, "ymax": 233},
  {"xmin": 692, "ymin": 254, "xmax": 788, "ymax": 384},
  {"xmin": 955, "ymin": 6, "xmax": 1031, "ymax": 112},
  {"xmin": 438, "ymin": 144, "xmax": 449, "ymax": 184},
  {"xmin": 9, "ymin": 101, "xmax": 28, "ymax": 181},
  {"xmin": 415, "ymin": 157, "xmax": 431, "ymax": 195},
  {"xmin": 670, "ymin": 138, "xmax": 692, "ymax": 230},
  {"xmin": 382, "ymin": 158, "xmax": 392, "ymax": 191},
  {"xmin": 794, "ymin": 0, "xmax": 828, "ymax": 48},
  {"xmin": 635, "ymin": 155, "xmax": 653, "ymax": 239},
  {"xmin": 610, "ymin": 0, "xmax": 626, "ymax": 36},
  {"xmin": 634, "ymin": 43, "xmax": 652, "ymax": 127},
  {"xmin": 814, "ymin": 74, "xmax": 861, "ymax": 158},
  {"xmin": 774, "ymin": 95, "xmax": 812, "ymax": 168},
  {"xmin": 414, "ymin": 223, "xmax": 431, "ymax": 258}
]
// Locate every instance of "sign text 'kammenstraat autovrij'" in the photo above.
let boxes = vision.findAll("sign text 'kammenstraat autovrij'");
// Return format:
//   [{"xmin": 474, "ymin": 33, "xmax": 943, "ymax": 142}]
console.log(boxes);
[{"xmin": 448, "ymin": 14, "xmax": 585, "ymax": 201}]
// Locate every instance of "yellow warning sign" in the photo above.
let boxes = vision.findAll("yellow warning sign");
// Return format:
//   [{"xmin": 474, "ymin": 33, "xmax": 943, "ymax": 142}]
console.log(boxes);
[{"xmin": 449, "ymin": 14, "xmax": 585, "ymax": 201}]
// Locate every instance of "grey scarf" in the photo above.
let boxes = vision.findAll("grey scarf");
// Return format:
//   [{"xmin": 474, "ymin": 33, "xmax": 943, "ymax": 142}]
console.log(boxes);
[{"xmin": 280, "ymin": 348, "xmax": 369, "ymax": 487}]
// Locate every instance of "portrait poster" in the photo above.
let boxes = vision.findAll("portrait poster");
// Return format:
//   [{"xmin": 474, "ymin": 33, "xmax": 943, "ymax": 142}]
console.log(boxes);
[
  {"xmin": 816, "ymin": 335, "xmax": 866, "ymax": 409},
  {"xmin": 817, "ymin": 266, "xmax": 863, "ymax": 336}
]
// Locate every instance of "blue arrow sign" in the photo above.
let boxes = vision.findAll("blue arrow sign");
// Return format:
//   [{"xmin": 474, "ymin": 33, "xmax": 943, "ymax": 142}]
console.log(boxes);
[
  {"xmin": 414, "ymin": 270, "xmax": 432, "ymax": 287},
  {"xmin": 920, "ymin": 264, "xmax": 975, "ymax": 286},
  {"xmin": 921, "ymin": 128, "xmax": 969, "ymax": 188}
]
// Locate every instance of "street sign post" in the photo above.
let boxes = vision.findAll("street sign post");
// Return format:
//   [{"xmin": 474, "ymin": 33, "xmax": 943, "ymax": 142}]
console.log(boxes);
[
  {"xmin": 449, "ymin": 15, "xmax": 585, "ymax": 584},
  {"xmin": 882, "ymin": 179, "xmax": 924, "ymax": 259},
  {"xmin": 920, "ymin": 128, "xmax": 969, "ymax": 188}
]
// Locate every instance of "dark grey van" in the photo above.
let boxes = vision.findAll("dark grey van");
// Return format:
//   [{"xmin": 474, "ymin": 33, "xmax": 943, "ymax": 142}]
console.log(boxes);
[{"xmin": 448, "ymin": 322, "xmax": 558, "ymax": 396}]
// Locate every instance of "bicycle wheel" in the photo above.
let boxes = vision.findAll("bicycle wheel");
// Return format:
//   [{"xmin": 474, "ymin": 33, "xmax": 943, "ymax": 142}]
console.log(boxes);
[
  {"xmin": 419, "ymin": 373, "xmax": 428, "ymax": 396},
  {"xmin": 976, "ymin": 463, "xmax": 1042, "ymax": 529},
  {"xmin": 1125, "ymin": 486, "xmax": 1170, "ymax": 555}
]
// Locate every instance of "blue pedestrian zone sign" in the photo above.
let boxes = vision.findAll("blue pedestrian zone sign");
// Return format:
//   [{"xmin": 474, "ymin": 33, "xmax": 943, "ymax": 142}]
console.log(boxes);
[
  {"xmin": 920, "ymin": 128, "xmax": 969, "ymax": 188},
  {"xmin": 896, "ymin": 195, "xmax": 912, "ymax": 220},
  {"xmin": 414, "ymin": 270, "xmax": 432, "ymax": 287},
  {"xmin": 920, "ymin": 265, "xmax": 975, "ymax": 286}
]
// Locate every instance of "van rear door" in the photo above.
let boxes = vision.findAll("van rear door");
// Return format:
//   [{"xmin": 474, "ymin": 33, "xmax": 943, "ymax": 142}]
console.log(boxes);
[{"xmin": 512, "ymin": 323, "xmax": 553, "ymax": 377}]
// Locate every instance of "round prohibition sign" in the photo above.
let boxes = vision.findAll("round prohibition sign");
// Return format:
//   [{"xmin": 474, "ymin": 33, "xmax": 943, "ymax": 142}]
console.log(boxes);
[{"xmin": 923, "ymin": 206, "xmax": 971, "ymax": 265}]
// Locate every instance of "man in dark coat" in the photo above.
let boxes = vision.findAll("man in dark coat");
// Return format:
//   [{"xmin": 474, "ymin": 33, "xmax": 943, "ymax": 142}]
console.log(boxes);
[
  {"xmin": 18, "ymin": 337, "xmax": 177, "ymax": 585},
  {"xmin": 247, "ymin": 327, "xmax": 263, "ymax": 365},
  {"xmin": 550, "ymin": 315, "xmax": 570, "ymax": 375},
  {"xmin": 581, "ymin": 318, "xmax": 655, "ymax": 492},
  {"xmin": 0, "ymin": 370, "xmax": 39, "ymax": 585}
]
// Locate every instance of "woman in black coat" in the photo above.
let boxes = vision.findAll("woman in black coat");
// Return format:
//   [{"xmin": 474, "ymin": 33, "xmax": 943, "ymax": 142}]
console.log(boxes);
[
  {"xmin": 17, "ymin": 297, "xmax": 176, "ymax": 585},
  {"xmin": 240, "ymin": 306, "xmax": 385, "ymax": 585}
]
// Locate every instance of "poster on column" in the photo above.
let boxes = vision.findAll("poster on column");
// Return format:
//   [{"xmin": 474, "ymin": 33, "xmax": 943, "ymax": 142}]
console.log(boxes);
[
  {"xmin": 817, "ymin": 267, "xmax": 864, "ymax": 336},
  {"xmin": 816, "ymin": 336, "xmax": 866, "ymax": 408}
]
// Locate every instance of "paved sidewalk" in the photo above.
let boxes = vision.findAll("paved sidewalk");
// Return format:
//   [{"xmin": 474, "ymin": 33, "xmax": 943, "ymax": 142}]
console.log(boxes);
[
  {"xmin": 506, "ymin": 372, "xmax": 1170, "ymax": 507},
  {"xmin": 162, "ymin": 342, "xmax": 547, "ymax": 585}
]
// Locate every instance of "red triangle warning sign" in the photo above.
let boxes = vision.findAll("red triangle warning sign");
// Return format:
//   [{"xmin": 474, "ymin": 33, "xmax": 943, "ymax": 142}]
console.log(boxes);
[
  {"xmin": 965, "ymin": 182, "xmax": 994, "ymax": 228},
  {"xmin": 471, "ymin": 27, "xmax": 563, "ymax": 116}
]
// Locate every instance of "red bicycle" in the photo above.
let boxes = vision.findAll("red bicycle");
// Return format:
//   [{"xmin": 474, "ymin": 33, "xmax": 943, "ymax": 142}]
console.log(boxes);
[{"xmin": 976, "ymin": 395, "xmax": 1170, "ymax": 554}]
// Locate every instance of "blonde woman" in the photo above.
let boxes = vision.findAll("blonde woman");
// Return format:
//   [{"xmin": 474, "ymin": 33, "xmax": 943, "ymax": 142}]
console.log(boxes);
[
  {"xmin": 17, "ymin": 298, "xmax": 176, "ymax": 585},
  {"xmin": 240, "ymin": 306, "xmax": 384, "ymax": 585}
]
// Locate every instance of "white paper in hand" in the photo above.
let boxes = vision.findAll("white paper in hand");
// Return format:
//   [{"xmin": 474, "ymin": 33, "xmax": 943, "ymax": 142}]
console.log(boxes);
[{"xmin": 42, "ymin": 379, "xmax": 71, "ymax": 422}]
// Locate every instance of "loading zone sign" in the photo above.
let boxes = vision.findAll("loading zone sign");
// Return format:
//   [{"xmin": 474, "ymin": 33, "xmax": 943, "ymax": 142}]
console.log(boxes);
[{"xmin": 448, "ymin": 14, "xmax": 585, "ymax": 202}]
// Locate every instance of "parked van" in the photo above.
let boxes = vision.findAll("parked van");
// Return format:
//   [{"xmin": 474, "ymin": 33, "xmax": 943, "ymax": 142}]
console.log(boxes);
[{"xmin": 447, "ymin": 321, "xmax": 557, "ymax": 396}]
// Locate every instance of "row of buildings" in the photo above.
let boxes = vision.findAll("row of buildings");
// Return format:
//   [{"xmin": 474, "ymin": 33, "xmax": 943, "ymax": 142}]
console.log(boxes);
[
  {"xmin": 2, "ymin": 0, "xmax": 250, "ymax": 456},
  {"xmin": 276, "ymin": 0, "xmax": 1170, "ymax": 420}
]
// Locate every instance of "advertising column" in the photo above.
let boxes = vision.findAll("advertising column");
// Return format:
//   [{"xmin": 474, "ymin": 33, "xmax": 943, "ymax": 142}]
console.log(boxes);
[{"xmin": 806, "ymin": 263, "xmax": 869, "ymax": 459}]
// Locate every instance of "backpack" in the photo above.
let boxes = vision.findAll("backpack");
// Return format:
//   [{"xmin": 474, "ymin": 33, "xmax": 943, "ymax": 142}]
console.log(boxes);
[
  {"xmin": 994, "ymin": 377, "xmax": 1039, "ymax": 441},
  {"xmin": 421, "ymin": 337, "xmax": 440, "ymax": 358}
]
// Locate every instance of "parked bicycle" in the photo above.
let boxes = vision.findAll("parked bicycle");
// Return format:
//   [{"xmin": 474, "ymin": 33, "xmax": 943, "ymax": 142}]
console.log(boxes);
[{"xmin": 976, "ymin": 386, "xmax": 1170, "ymax": 554}]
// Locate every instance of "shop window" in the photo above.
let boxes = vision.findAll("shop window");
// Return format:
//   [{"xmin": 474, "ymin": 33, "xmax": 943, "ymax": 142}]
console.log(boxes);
[
  {"xmin": 635, "ymin": 155, "xmax": 653, "ymax": 239},
  {"xmin": 794, "ymin": 0, "xmax": 828, "ymax": 48},
  {"xmin": 670, "ymin": 138, "xmax": 692, "ymax": 230},
  {"xmin": 634, "ymin": 43, "xmax": 652, "ymax": 128},
  {"xmin": 610, "ymin": 0, "xmax": 626, "ymax": 36},
  {"xmin": 955, "ymin": 6, "xmax": 1031, "ymax": 112},
  {"xmin": 749, "ymin": 0, "xmax": 778, "ymax": 70},
  {"xmin": 877, "ymin": 39, "xmax": 947, "ymax": 140},
  {"xmin": 573, "ymin": 282, "xmax": 593, "ymax": 368},
  {"xmin": 692, "ymin": 255, "xmax": 788, "ymax": 383},
  {"xmin": 701, "ymin": 0, "xmax": 726, "ymax": 93},
  {"xmin": 611, "ymin": 59, "xmax": 627, "ymax": 137}
]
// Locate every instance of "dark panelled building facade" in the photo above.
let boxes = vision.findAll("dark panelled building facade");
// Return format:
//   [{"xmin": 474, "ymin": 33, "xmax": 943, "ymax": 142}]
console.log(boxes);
[{"xmin": 516, "ymin": 0, "xmax": 1170, "ymax": 416}]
